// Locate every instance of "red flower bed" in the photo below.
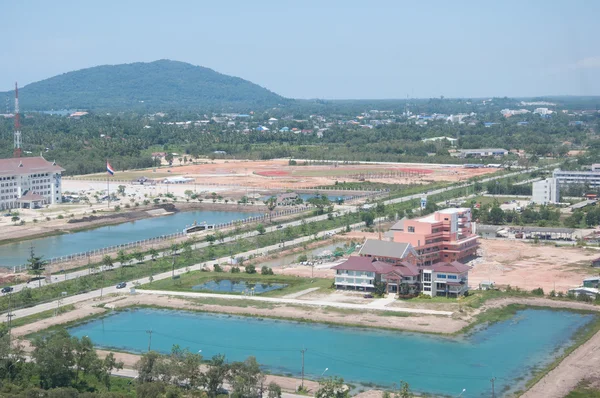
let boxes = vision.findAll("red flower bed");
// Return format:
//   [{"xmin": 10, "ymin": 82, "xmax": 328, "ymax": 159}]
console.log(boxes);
[{"xmin": 255, "ymin": 170, "xmax": 291, "ymax": 177}]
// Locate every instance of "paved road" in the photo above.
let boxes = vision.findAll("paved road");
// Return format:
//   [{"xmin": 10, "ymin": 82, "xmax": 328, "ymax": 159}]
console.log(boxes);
[
  {"xmin": 3, "ymin": 163, "xmax": 557, "ymax": 321},
  {"xmin": 112, "ymin": 367, "xmax": 308, "ymax": 398},
  {"xmin": 5, "ymin": 209, "xmax": 351, "ymax": 295}
]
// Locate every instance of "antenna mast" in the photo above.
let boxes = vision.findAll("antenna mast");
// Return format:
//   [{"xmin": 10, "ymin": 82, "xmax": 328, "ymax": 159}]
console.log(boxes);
[{"xmin": 13, "ymin": 82, "xmax": 22, "ymax": 158}]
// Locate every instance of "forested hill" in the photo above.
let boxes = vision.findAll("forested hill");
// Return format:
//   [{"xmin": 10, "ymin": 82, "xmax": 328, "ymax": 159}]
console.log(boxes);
[{"xmin": 2, "ymin": 60, "xmax": 288, "ymax": 111}]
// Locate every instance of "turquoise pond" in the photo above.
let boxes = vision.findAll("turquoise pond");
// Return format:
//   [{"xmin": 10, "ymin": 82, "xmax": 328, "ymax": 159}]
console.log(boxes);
[
  {"xmin": 68, "ymin": 308, "xmax": 595, "ymax": 397},
  {"xmin": 0, "ymin": 210, "xmax": 262, "ymax": 267},
  {"xmin": 192, "ymin": 280, "xmax": 288, "ymax": 294}
]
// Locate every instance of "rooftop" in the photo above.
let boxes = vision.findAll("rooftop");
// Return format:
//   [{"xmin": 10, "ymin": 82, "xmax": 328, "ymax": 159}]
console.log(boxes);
[
  {"xmin": 423, "ymin": 261, "xmax": 470, "ymax": 274},
  {"xmin": 358, "ymin": 239, "xmax": 413, "ymax": 259},
  {"xmin": 0, "ymin": 157, "xmax": 64, "ymax": 177}
]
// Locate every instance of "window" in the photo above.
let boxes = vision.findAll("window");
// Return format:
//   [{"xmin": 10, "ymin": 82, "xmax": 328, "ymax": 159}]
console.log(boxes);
[
  {"xmin": 424, "ymin": 287, "xmax": 431, "ymax": 292},
  {"xmin": 448, "ymin": 275, "xmax": 458, "ymax": 280},
  {"xmin": 437, "ymin": 274, "xmax": 446, "ymax": 279},
  {"xmin": 423, "ymin": 273, "xmax": 431, "ymax": 282},
  {"xmin": 408, "ymin": 226, "xmax": 415, "ymax": 232}
]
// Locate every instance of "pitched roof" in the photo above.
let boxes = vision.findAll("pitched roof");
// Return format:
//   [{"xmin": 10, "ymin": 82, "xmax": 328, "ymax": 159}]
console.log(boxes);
[
  {"xmin": 17, "ymin": 192, "xmax": 46, "ymax": 201},
  {"xmin": 332, "ymin": 256, "xmax": 387, "ymax": 272},
  {"xmin": 390, "ymin": 218, "xmax": 405, "ymax": 231},
  {"xmin": 425, "ymin": 261, "xmax": 470, "ymax": 274},
  {"xmin": 358, "ymin": 239, "xmax": 413, "ymax": 259},
  {"xmin": 0, "ymin": 157, "xmax": 64, "ymax": 177}
]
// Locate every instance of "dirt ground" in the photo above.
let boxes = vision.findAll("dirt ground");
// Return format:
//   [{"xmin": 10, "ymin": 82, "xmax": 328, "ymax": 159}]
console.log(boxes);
[
  {"xmin": 82, "ymin": 159, "xmax": 499, "ymax": 189},
  {"xmin": 469, "ymin": 239, "xmax": 599, "ymax": 293}
]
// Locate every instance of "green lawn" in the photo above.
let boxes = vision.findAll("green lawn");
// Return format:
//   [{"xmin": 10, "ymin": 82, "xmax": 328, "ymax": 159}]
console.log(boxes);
[
  {"xmin": 566, "ymin": 381, "xmax": 600, "ymax": 398},
  {"xmin": 138, "ymin": 270, "xmax": 333, "ymax": 298}
]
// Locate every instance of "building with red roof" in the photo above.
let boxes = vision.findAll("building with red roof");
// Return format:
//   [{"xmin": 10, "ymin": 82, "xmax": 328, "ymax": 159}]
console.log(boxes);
[{"xmin": 0, "ymin": 157, "xmax": 64, "ymax": 210}]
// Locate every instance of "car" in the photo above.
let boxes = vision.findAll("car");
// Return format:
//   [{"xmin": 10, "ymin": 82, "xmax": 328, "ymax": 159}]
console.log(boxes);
[
  {"xmin": 276, "ymin": 225, "xmax": 283, "ymax": 229},
  {"xmin": 1, "ymin": 287, "xmax": 13, "ymax": 294},
  {"xmin": 363, "ymin": 294, "xmax": 374, "ymax": 299},
  {"xmin": 116, "ymin": 282, "xmax": 127, "ymax": 289}
]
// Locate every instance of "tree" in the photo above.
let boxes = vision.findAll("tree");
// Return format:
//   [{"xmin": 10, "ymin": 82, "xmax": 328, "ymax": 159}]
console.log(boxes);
[
  {"xmin": 203, "ymin": 354, "xmax": 229, "ymax": 397},
  {"xmin": 228, "ymin": 356, "xmax": 265, "ymax": 398},
  {"xmin": 136, "ymin": 351, "xmax": 162, "ymax": 384},
  {"xmin": 245, "ymin": 264, "xmax": 257, "ymax": 274},
  {"xmin": 361, "ymin": 211, "xmax": 375, "ymax": 227},
  {"xmin": 256, "ymin": 224, "xmax": 266, "ymax": 235},
  {"xmin": 261, "ymin": 266, "xmax": 274, "ymax": 275},
  {"xmin": 205, "ymin": 234, "xmax": 217, "ymax": 245},
  {"xmin": 215, "ymin": 231, "xmax": 225, "ymax": 244},
  {"xmin": 316, "ymin": 376, "xmax": 349, "ymax": 398},
  {"xmin": 265, "ymin": 196, "xmax": 277, "ymax": 222},
  {"xmin": 268, "ymin": 382, "xmax": 282, "ymax": 398},
  {"xmin": 116, "ymin": 250, "xmax": 128, "ymax": 266},
  {"xmin": 117, "ymin": 185, "xmax": 126, "ymax": 197},
  {"xmin": 102, "ymin": 255, "xmax": 114, "ymax": 270},
  {"xmin": 488, "ymin": 206, "xmax": 505, "ymax": 225},
  {"xmin": 168, "ymin": 345, "xmax": 203, "ymax": 389},
  {"xmin": 308, "ymin": 195, "xmax": 331, "ymax": 215},
  {"xmin": 149, "ymin": 248, "xmax": 159, "ymax": 261},
  {"xmin": 26, "ymin": 247, "xmax": 47, "ymax": 287},
  {"xmin": 394, "ymin": 381, "xmax": 414, "ymax": 398},
  {"xmin": 134, "ymin": 250, "xmax": 145, "ymax": 264}
]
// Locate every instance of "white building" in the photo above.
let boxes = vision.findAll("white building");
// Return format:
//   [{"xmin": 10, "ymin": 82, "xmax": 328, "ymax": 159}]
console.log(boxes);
[
  {"xmin": 553, "ymin": 169, "xmax": 600, "ymax": 188},
  {"xmin": 532, "ymin": 178, "xmax": 560, "ymax": 205},
  {"xmin": 0, "ymin": 157, "xmax": 64, "ymax": 210}
]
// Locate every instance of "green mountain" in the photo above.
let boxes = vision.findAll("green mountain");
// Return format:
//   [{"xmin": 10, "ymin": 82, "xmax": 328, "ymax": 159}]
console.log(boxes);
[{"xmin": 3, "ymin": 60, "xmax": 288, "ymax": 111}]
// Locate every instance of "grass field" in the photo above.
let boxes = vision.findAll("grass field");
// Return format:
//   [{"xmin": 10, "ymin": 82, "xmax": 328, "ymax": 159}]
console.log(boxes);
[{"xmin": 138, "ymin": 270, "xmax": 333, "ymax": 298}]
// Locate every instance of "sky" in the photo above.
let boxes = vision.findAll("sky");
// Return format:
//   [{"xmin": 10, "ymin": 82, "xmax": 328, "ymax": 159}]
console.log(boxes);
[{"xmin": 1, "ymin": 0, "xmax": 599, "ymax": 99}]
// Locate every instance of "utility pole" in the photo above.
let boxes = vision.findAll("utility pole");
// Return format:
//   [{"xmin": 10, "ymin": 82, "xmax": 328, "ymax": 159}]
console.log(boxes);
[
  {"xmin": 300, "ymin": 347, "xmax": 307, "ymax": 390},
  {"xmin": 7, "ymin": 293, "xmax": 13, "ymax": 347},
  {"xmin": 491, "ymin": 377, "xmax": 496, "ymax": 398},
  {"xmin": 146, "ymin": 330, "xmax": 153, "ymax": 352}
]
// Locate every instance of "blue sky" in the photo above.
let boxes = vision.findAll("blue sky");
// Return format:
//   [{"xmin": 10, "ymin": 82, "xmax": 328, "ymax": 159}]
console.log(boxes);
[{"xmin": 1, "ymin": 0, "xmax": 599, "ymax": 98}]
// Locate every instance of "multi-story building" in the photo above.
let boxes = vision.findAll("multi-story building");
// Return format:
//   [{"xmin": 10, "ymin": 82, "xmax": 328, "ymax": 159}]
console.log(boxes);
[
  {"xmin": 391, "ymin": 208, "xmax": 479, "ymax": 265},
  {"xmin": 0, "ymin": 157, "xmax": 64, "ymax": 210},
  {"xmin": 553, "ymin": 168, "xmax": 600, "ymax": 188},
  {"xmin": 420, "ymin": 261, "xmax": 469, "ymax": 297},
  {"xmin": 456, "ymin": 148, "xmax": 508, "ymax": 158},
  {"xmin": 532, "ymin": 178, "xmax": 560, "ymax": 205},
  {"xmin": 332, "ymin": 255, "xmax": 469, "ymax": 297}
]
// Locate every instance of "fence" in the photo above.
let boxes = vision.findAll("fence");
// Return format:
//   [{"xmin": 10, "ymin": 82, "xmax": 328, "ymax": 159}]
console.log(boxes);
[
  {"xmin": 41, "ymin": 206, "xmax": 309, "ymax": 268},
  {"xmin": 62, "ymin": 176, "xmax": 389, "ymax": 193}
]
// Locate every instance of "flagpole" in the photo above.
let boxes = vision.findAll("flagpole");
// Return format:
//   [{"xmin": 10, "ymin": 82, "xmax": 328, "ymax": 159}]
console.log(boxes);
[{"xmin": 107, "ymin": 160, "xmax": 110, "ymax": 209}]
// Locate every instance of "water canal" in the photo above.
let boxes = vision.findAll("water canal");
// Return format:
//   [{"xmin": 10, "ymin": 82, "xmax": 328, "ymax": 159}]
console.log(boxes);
[
  {"xmin": 69, "ymin": 307, "xmax": 595, "ymax": 397},
  {"xmin": 0, "ymin": 210, "xmax": 262, "ymax": 267}
]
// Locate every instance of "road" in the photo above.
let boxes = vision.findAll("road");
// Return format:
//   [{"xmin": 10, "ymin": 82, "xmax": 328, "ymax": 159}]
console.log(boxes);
[
  {"xmin": 3, "ymin": 163, "xmax": 556, "ymax": 320},
  {"xmin": 112, "ymin": 367, "xmax": 310, "ymax": 398}
]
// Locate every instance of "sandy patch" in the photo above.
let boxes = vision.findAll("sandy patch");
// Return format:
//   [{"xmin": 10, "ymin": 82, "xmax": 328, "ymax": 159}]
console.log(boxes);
[{"xmin": 469, "ymin": 239, "xmax": 598, "ymax": 293}]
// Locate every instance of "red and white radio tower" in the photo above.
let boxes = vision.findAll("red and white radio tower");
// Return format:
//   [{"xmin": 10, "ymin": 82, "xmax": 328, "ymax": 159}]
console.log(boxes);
[{"xmin": 13, "ymin": 82, "xmax": 22, "ymax": 158}]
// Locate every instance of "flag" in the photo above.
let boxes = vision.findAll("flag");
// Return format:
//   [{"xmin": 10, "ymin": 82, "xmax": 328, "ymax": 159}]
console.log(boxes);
[{"xmin": 106, "ymin": 161, "xmax": 115, "ymax": 176}]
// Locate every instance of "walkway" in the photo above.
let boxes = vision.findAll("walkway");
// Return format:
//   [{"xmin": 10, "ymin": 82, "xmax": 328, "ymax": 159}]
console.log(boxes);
[
  {"xmin": 137, "ymin": 289, "xmax": 453, "ymax": 316},
  {"xmin": 282, "ymin": 287, "xmax": 320, "ymax": 299}
]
